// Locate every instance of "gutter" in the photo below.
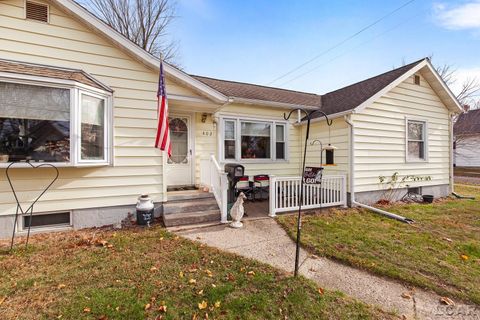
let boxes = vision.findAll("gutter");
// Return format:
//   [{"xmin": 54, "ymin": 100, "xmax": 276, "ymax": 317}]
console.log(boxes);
[{"xmin": 344, "ymin": 115, "xmax": 414, "ymax": 224}]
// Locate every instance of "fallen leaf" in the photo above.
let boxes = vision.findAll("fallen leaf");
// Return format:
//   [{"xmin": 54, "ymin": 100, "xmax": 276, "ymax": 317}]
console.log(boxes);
[
  {"xmin": 98, "ymin": 315, "xmax": 108, "ymax": 320},
  {"xmin": 115, "ymin": 307, "xmax": 120, "ymax": 312},
  {"xmin": 57, "ymin": 284, "xmax": 66, "ymax": 289},
  {"xmin": 461, "ymin": 254, "xmax": 469, "ymax": 261},
  {"xmin": 440, "ymin": 297, "xmax": 455, "ymax": 306},
  {"xmin": 317, "ymin": 288, "xmax": 324, "ymax": 295},
  {"xmin": 158, "ymin": 303, "xmax": 167, "ymax": 313},
  {"xmin": 401, "ymin": 292, "xmax": 412, "ymax": 299},
  {"xmin": 159, "ymin": 237, "xmax": 164, "ymax": 241},
  {"xmin": 179, "ymin": 271, "xmax": 184, "ymax": 278},
  {"xmin": 150, "ymin": 266, "xmax": 158, "ymax": 272},
  {"xmin": 226, "ymin": 274, "xmax": 235, "ymax": 282},
  {"xmin": 107, "ymin": 244, "xmax": 114, "ymax": 249},
  {"xmin": 443, "ymin": 237, "xmax": 452, "ymax": 242},
  {"xmin": 174, "ymin": 236, "xmax": 179, "ymax": 240},
  {"xmin": 197, "ymin": 290, "xmax": 204, "ymax": 295},
  {"xmin": 144, "ymin": 303, "xmax": 151, "ymax": 310},
  {"xmin": 188, "ymin": 279, "xmax": 197, "ymax": 284},
  {"xmin": 198, "ymin": 300, "xmax": 208, "ymax": 310},
  {"xmin": 189, "ymin": 268, "xmax": 198, "ymax": 273},
  {"xmin": 0, "ymin": 296, "xmax": 6, "ymax": 305},
  {"xmin": 205, "ymin": 269, "xmax": 213, "ymax": 277},
  {"xmin": 247, "ymin": 271, "xmax": 255, "ymax": 276},
  {"xmin": 211, "ymin": 284, "xmax": 217, "ymax": 288},
  {"xmin": 83, "ymin": 307, "xmax": 91, "ymax": 313},
  {"xmin": 214, "ymin": 301, "xmax": 221, "ymax": 308}
]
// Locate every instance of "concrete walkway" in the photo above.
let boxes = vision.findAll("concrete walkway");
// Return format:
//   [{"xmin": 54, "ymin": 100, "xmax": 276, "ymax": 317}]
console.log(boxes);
[{"xmin": 175, "ymin": 218, "xmax": 476, "ymax": 320}]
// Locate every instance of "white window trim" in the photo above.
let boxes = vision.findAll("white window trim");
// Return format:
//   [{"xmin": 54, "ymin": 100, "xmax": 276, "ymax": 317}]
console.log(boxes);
[
  {"xmin": 218, "ymin": 116, "xmax": 289, "ymax": 163},
  {"xmin": 405, "ymin": 117, "xmax": 429, "ymax": 163},
  {"xmin": 0, "ymin": 76, "xmax": 113, "ymax": 168}
]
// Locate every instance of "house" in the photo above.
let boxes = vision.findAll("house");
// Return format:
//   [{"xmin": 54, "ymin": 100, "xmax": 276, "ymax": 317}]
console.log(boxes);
[
  {"xmin": 0, "ymin": 0, "xmax": 462, "ymax": 238},
  {"xmin": 454, "ymin": 108, "xmax": 480, "ymax": 167}
]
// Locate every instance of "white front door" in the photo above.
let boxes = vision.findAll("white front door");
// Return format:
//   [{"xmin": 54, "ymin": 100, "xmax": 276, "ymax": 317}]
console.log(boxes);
[{"xmin": 166, "ymin": 114, "xmax": 193, "ymax": 186}]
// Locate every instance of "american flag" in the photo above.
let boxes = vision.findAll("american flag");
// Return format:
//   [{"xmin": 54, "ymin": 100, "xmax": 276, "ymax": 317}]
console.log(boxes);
[{"xmin": 154, "ymin": 60, "xmax": 172, "ymax": 156}]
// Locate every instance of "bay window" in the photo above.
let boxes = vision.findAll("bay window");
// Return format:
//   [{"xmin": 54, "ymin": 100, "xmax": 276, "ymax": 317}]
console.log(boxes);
[
  {"xmin": 222, "ymin": 118, "xmax": 287, "ymax": 162},
  {"xmin": 0, "ymin": 79, "xmax": 111, "ymax": 166},
  {"xmin": 406, "ymin": 119, "xmax": 427, "ymax": 162}
]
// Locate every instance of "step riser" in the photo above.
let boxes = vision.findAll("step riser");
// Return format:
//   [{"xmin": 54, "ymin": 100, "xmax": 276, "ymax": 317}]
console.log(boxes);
[
  {"xmin": 163, "ymin": 202, "xmax": 219, "ymax": 214},
  {"xmin": 167, "ymin": 193, "xmax": 214, "ymax": 202},
  {"xmin": 163, "ymin": 212, "xmax": 220, "ymax": 227}
]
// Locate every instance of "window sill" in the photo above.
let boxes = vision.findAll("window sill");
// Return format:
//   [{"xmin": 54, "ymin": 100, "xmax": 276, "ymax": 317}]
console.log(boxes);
[
  {"xmin": 405, "ymin": 159, "xmax": 428, "ymax": 163},
  {"xmin": 0, "ymin": 162, "xmax": 111, "ymax": 168},
  {"xmin": 221, "ymin": 159, "xmax": 289, "ymax": 165}
]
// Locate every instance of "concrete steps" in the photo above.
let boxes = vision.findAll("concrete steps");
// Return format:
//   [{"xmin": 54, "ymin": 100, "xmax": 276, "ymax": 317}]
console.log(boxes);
[{"xmin": 162, "ymin": 190, "xmax": 221, "ymax": 227}]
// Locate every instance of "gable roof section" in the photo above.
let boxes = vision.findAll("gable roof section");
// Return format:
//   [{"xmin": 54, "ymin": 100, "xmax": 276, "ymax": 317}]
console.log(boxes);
[
  {"xmin": 53, "ymin": 0, "xmax": 227, "ymax": 103},
  {"xmin": 320, "ymin": 59, "xmax": 424, "ymax": 116},
  {"xmin": 454, "ymin": 109, "xmax": 480, "ymax": 135},
  {"xmin": 192, "ymin": 75, "xmax": 321, "ymax": 108},
  {"xmin": 0, "ymin": 58, "xmax": 112, "ymax": 91}
]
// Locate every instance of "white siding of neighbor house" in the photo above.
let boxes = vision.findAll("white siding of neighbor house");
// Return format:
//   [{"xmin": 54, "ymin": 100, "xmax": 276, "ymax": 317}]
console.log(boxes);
[
  {"xmin": 455, "ymin": 134, "xmax": 480, "ymax": 167},
  {"xmin": 0, "ymin": 0, "xmax": 206, "ymax": 215},
  {"xmin": 352, "ymin": 73, "xmax": 452, "ymax": 193}
]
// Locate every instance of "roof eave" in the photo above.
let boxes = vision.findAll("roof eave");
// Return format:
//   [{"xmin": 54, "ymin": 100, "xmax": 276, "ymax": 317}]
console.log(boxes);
[
  {"xmin": 54, "ymin": 0, "xmax": 228, "ymax": 103},
  {"xmin": 230, "ymin": 97, "xmax": 319, "ymax": 110}
]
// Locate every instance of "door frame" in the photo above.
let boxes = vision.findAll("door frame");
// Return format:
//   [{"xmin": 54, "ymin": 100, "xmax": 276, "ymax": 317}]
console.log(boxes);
[{"xmin": 167, "ymin": 112, "xmax": 195, "ymax": 187}]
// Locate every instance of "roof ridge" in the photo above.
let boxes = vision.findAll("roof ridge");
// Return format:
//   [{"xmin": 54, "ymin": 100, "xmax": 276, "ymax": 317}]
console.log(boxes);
[{"xmin": 191, "ymin": 74, "xmax": 321, "ymax": 97}]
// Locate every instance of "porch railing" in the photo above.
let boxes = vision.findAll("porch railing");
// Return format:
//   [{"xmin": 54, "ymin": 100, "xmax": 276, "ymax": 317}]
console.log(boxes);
[
  {"xmin": 208, "ymin": 154, "xmax": 228, "ymax": 223},
  {"xmin": 269, "ymin": 175, "xmax": 347, "ymax": 216}
]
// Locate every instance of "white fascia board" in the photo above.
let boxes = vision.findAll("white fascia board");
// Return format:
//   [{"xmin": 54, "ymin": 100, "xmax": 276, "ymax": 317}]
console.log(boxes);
[
  {"xmin": 231, "ymin": 97, "xmax": 319, "ymax": 110},
  {"xmin": 294, "ymin": 109, "xmax": 353, "ymax": 126},
  {"xmin": 423, "ymin": 59, "xmax": 463, "ymax": 113},
  {"xmin": 353, "ymin": 60, "xmax": 428, "ymax": 114},
  {"xmin": 54, "ymin": 0, "xmax": 228, "ymax": 103}
]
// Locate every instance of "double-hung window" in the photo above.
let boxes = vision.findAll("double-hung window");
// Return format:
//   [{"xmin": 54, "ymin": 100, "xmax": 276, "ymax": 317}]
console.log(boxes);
[
  {"xmin": 406, "ymin": 119, "xmax": 427, "ymax": 162},
  {"xmin": 0, "ymin": 79, "xmax": 112, "ymax": 166},
  {"xmin": 221, "ymin": 118, "xmax": 287, "ymax": 162}
]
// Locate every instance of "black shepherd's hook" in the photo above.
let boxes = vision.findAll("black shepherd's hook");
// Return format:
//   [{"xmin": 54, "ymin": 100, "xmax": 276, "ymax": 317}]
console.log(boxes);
[
  {"xmin": 6, "ymin": 161, "xmax": 59, "ymax": 252},
  {"xmin": 284, "ymin": 108, "xmax": 332, "ymax": 277}
]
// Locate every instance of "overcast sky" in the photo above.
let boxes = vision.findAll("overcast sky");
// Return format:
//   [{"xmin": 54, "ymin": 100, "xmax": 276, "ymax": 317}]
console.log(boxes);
[{"xmin": 163, "ymin": 0, "xmax": 480, "ymax": 97}]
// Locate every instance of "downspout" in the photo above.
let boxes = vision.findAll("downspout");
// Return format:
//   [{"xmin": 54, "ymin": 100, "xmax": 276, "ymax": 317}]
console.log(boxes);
[{"xmin": 344, "ymin": 114, "xmax": 414, "ymax": 224}]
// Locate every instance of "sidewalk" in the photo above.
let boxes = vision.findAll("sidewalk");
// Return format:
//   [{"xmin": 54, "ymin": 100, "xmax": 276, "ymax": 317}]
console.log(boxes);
[{"xmin": 175, "ymin": 218, "xmax": 476, "ymax": 320}]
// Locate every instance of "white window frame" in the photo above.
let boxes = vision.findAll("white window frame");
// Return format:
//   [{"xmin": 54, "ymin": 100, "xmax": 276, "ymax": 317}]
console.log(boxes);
[
  {"xmin": 0, "ymin": 74, "xmax": 113, "ymax": 168},
  {"xmin": 405, "ymin": 117, "xmax": 428, "ymax": 163},
  {"xmin": 219, "ymin": 116, "xmax": 288, "ymax": 163}
]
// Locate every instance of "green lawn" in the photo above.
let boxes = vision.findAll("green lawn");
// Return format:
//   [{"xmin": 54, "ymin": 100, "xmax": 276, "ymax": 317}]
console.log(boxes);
[
  {"xmin": 0, "ymin": 226, "xmax": 394, "ymax": 320},
  {"xmin": 278, "ymin": 184, "xmax": 480, "ymax": 305}
]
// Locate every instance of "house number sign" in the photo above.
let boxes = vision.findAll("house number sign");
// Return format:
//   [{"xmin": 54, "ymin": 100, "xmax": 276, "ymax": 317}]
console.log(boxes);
[{"xmin": 202, "ymin": 130, "xmax": 214, "ymax": 136}]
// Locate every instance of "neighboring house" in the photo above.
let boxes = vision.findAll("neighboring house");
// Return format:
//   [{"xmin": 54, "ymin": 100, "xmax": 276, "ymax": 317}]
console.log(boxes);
[
  {"xmin": 454, "ymin": 108, "xmax": 480, "ymax": 167},
  {"xmin": 0, "ymin": 0, "xmax": 462, "ymax": 237}
]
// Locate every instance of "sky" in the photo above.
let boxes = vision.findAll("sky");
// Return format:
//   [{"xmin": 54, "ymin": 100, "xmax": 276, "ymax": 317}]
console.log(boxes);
[{"xmin": 166, "ymin": 0, "xmax": 480, "ymax": 96}]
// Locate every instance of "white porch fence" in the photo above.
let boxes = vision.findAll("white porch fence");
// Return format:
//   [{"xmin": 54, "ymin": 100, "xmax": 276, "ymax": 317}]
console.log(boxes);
[
  {"xmin": 269, "ymin": 175, "xmax": 347, "ymax": 216},
  {"xmin": 207, "ymin": 154, "xmax": 228, "ymax": 223}
]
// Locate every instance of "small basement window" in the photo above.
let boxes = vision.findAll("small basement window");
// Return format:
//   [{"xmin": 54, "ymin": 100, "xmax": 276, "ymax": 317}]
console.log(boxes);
[
  {"xmin": 23, "ymin": 211, "xmax": 71, "ymax": 230},
  {"xmin": 25, "ymin": 1, "xmax": 49, "ymax": 23}
]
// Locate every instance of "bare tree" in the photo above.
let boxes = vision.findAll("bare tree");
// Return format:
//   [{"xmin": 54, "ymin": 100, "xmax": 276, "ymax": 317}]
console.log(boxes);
[
  {"xmin": 85, "ymin": 0, "xmax": 179, "ymax": 63},
  {"xmin": 431, "ymin": 57, "xmax": 480, "ymax": 108}
]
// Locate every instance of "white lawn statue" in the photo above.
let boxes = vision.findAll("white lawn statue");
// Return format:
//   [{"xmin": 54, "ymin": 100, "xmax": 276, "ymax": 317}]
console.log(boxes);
[{"xmin": 230, "ymin": 192, "xmax": 247, "ymax": 228}]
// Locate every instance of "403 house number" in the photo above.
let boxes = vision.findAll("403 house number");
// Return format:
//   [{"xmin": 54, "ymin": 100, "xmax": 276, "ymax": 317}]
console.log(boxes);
[{"xmin": 202, "ymin": 130, "xmax": 214, "ymax": 136}]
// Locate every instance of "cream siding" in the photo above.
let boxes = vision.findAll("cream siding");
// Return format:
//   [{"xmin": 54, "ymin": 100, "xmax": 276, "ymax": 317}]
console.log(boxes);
[
  {"xmin": 304, "ymin": 118, "xmax": 350, "ymax": 188},
  {"xmin": 352, "ymin": 74, "xmax": 452, "ymax": 193},
  {"xmin": 0, "ymin": 0, "xmax": 205, "ymax": 215}
]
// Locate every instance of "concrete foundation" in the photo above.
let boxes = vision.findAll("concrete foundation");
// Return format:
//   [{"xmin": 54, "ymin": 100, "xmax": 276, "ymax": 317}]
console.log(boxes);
[
  {"xmin": 0, "ymin": 203, "xmax": 163, "ymax": 240},
  {"xmin": 348, "ymin": 184, "xmax": 450, "ymax": 206}
]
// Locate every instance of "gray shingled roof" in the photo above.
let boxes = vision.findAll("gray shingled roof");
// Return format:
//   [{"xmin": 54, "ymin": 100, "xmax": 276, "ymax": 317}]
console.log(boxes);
[
  {"xmin": 192, "ymin": 75, "xmax": 321, "ymax": 107},
  {"xmin": 317, "ymin": 58, "xmax": 425, "ymax": 116},
  {"xmin": 454, "ymin": 108, "xmax": 480, "ymax": 135},
  {"xmin": 192, "ymin": 58, "xmax": 427, "ymax": 116}
]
